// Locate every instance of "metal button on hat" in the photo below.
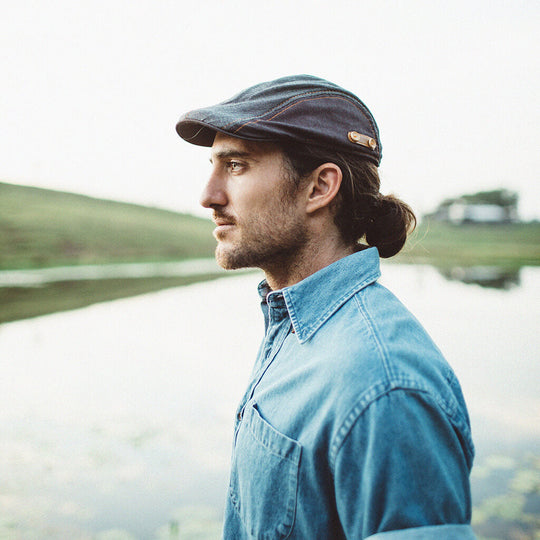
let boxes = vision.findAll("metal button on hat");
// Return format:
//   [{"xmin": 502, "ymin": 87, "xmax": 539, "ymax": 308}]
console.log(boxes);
[
  {"xmin": 176, "ymin": 74, "xmax": 382, "ymax": 166},
  {"xmin": 347, "ymin": 131, "xmax": 377, "ymax": 150}
]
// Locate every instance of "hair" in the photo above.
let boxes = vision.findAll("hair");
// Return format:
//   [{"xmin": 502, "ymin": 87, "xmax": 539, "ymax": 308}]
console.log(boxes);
[{"xmin": 280, "ymin": 143, "xmax": 416, "ymax": 258}]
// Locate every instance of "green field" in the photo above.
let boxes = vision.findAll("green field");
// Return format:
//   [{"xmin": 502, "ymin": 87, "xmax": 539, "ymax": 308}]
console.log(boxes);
[
  {"xmin": 2, "ymin": 181, "xmax": 539, "ymax": 272},
  {"xmin": 0, "ymin": 181, "xmax": 216, "ymax": 270},
  {"xmin": 395, "ymin": 219, "xmax": 540, "ymax": 268}
]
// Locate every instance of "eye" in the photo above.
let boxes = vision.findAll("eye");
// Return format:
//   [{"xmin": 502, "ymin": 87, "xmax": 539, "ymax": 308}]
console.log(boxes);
[{"xmin": 228, "ymin": 161, "xmax": 243, "ymax": 172}]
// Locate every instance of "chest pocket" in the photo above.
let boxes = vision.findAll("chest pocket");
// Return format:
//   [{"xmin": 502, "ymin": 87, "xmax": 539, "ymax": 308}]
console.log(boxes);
[{"xmin": 229, "ymin": 401, "xmax": 302, "ymax": 540}]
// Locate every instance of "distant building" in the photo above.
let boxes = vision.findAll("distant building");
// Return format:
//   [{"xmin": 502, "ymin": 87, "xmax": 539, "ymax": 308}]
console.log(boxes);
[{"xmin": 428, "ymin": 189, "xmax": 519, "ymax": 224}]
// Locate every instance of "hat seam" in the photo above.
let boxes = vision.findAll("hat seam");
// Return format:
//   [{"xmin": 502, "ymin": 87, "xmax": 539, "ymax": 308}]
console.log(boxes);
[
  {"xmin": 220, "ymin": 89, "xmax": 333, "ymax": 128},
  {"xmin": 232, "ymin": 95, "xmax": 378, "ymax": 145},
  {"xmin": 220, "ymin": 90, "xmax": 377, "ymax": 136}
]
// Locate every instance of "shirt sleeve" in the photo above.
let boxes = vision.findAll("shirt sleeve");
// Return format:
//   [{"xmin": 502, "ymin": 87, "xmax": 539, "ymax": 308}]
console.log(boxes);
[{"xmin": 332, "ymin": 388, "xmax": 474, "ymax": 539}]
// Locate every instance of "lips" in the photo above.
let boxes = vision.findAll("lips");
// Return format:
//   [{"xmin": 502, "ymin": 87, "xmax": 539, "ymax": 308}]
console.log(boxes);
[
  {"xmin": 214, "ymin": 219, "xmax": 235, "ymax": 227},
  {"xmin": 213, "ymin": 214, "xmax": 236, "ymax": 239}
]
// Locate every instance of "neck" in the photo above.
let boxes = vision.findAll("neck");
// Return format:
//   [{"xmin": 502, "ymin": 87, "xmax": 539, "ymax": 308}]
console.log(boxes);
[{"xmin": 263, "ymin": 234, "xmax": 355, "ymax": 291}]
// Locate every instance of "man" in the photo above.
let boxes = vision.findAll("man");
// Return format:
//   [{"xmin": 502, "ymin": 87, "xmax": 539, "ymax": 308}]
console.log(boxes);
[{"xmin": 176, "ymin": 75, "xmax": 475, "ymax": 539}]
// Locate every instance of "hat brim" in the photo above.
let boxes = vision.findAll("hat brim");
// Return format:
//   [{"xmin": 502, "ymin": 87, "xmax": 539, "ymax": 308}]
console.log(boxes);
[
  {"xmin": 175, "ymin": 120, "xmax": 216, "ymax": 147},
  {"xmin": 176, "ymin": 119, "xmax": 277, "ymax": 148}
]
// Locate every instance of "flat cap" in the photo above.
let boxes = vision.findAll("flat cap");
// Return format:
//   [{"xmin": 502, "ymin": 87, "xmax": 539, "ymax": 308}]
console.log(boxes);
[{"xmin": 176, "ymin": 74, "xmax": 382, "ymax": 165}]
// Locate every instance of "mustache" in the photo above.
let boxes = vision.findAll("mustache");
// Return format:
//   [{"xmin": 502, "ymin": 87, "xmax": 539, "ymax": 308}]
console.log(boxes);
[{"xmin": 212, "ymin": 211, "xmax": 236, "ymax": 225}]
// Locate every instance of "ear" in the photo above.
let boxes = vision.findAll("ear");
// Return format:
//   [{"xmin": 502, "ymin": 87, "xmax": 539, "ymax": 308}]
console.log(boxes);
[{"xmin": 305, "ymin": 163, "xmax": 342, "ymax": 214}]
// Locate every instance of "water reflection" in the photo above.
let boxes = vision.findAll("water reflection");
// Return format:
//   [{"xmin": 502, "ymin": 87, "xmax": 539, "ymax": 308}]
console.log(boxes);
[
  {"xmin": 0, "ymin": 259, "xmax": 227, "ymax": 324},
  {"xmin": 0, "ymin": 259, "xmax": 224, "ymax": 287},
  {"xmin": 437, "ymin": 265, "xmax": 522, "ymax": 290},
  {"xmin": 0, "ymin": 265, "xmax": 538, "ymax": 539},
  {"xmin": 0, "ymin": 273, "xmax": 262, "ymax": 539},
  {"xmin": 0, "ymin": 274, "xmax": 225, "ymax": 324},
  {"xmin": 471, "ymin": 452, "xmax": 540, "ymax": 539}
]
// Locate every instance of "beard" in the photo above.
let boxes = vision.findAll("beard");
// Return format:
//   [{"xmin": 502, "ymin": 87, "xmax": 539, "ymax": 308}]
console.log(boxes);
[{"xmin": 214, "ymin": 199, "xmax": 309, "ymax": 272}]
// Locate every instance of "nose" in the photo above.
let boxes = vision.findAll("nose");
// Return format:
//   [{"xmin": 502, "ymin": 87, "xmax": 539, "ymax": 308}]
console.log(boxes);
[{"xmin": 200, "ymin": 169, "xmax": 228, "ymax": 209}]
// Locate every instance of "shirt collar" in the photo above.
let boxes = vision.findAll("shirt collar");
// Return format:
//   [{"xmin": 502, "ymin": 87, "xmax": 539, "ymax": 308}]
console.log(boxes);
[{"xmin": 258, "ymin": 247, "xmax": 381, "ymax": 343}]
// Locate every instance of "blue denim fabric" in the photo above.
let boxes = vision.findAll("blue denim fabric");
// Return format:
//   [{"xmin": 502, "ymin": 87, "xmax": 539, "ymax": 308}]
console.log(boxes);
[{"xmin": 223, "ymin": 248, "xmax": 475, "ymax": 539}]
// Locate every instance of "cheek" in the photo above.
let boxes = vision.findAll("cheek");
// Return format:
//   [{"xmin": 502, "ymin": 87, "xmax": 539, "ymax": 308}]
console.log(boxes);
[{"xmin": 235, "ymin": 185, "xmax": 277, "ymax": 214}]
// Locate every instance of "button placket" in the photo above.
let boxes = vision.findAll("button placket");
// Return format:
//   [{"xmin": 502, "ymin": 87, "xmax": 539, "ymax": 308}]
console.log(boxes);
[{"xmin": 233, "ymin": 314, "xmax": 290, "ymax": 445}]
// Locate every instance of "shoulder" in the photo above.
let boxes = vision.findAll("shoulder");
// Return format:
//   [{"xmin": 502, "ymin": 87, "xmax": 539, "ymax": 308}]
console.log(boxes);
[
  {"xmin": 318, "ymin": 281, "xmax": 450, "ymax": 391},
  {"xmin": 313, "ymin": 283, "xmax": 474, "ymax": 464}
]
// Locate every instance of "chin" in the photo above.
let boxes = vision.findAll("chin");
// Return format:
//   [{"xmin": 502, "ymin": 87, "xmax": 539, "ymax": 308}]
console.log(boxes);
[
  {"xmin": 215, "ymin": 243, "xmax": 257, "ymax": 271},
  {"xmin": 215, "ymin": 244, "xmax": 241, "ymax": 270}
]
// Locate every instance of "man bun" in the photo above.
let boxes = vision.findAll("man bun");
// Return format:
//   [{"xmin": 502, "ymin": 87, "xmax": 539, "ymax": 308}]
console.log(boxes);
[{"xmin": 364, "ymin": 194, "xmax": 416, "ymax": 258}]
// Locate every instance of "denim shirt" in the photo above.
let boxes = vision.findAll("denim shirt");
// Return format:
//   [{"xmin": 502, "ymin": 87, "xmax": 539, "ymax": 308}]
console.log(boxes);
[{"xmin": 222, "ymin": 248, "xmax": 475, "ymax": 539}]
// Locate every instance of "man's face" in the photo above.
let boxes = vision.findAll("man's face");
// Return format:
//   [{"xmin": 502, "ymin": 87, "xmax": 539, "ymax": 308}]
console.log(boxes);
[{"xmin": 200, "ymin": 133, "xmax": 308, "ymax": 271}]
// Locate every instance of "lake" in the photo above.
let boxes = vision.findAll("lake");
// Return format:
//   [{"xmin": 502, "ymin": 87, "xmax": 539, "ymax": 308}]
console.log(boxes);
[{"xmin": 0, "ymin": 263, "xmax": 538, "ymax": 539}]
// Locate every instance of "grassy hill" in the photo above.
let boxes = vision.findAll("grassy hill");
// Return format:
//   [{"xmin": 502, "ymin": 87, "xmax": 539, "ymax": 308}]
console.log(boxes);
[
  {"xmin": 1, "ymin": 181, "xmax": 539, "ymax": 272},
  {"xmin": 395, "ymin": 219, "xmax": 540, "ymax": 268},
  {"xmin": 0, "ymin": 182, "xmax": 216, "ymax": 270}
]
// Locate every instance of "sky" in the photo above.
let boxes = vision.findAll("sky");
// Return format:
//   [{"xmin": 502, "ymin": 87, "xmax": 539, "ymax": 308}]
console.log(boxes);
[{"xmin": 1, "ymin": 0, "xmax": 538, "ymax": 220}]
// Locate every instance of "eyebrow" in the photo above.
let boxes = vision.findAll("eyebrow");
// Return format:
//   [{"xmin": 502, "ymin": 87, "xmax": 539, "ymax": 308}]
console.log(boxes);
[{"xmin": 210, "ymin": 148, "xmax": 257, "ymax": 163}]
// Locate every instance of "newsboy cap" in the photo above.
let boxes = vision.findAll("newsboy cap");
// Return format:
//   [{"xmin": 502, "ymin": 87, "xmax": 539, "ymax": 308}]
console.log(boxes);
[{"xmin": 176, "ymin": 74, "xmax": 382, "ymax": 165}]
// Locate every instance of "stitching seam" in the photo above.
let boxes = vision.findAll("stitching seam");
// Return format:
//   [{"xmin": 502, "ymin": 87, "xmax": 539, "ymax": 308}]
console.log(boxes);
[
  {"xmin": 218, "ymin": 90, "xmax": 376, "ymax": 133},
  {"xmin": 353, "ymin": 293, "xmax": 393, "ymax": 381},
  {"xmin": 221, "ymin": 89, "xmax": 339, "ymax": 129},
  {"xmin": 233, "ymin": 95, "xmax": 377, "ymax": 136}
]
